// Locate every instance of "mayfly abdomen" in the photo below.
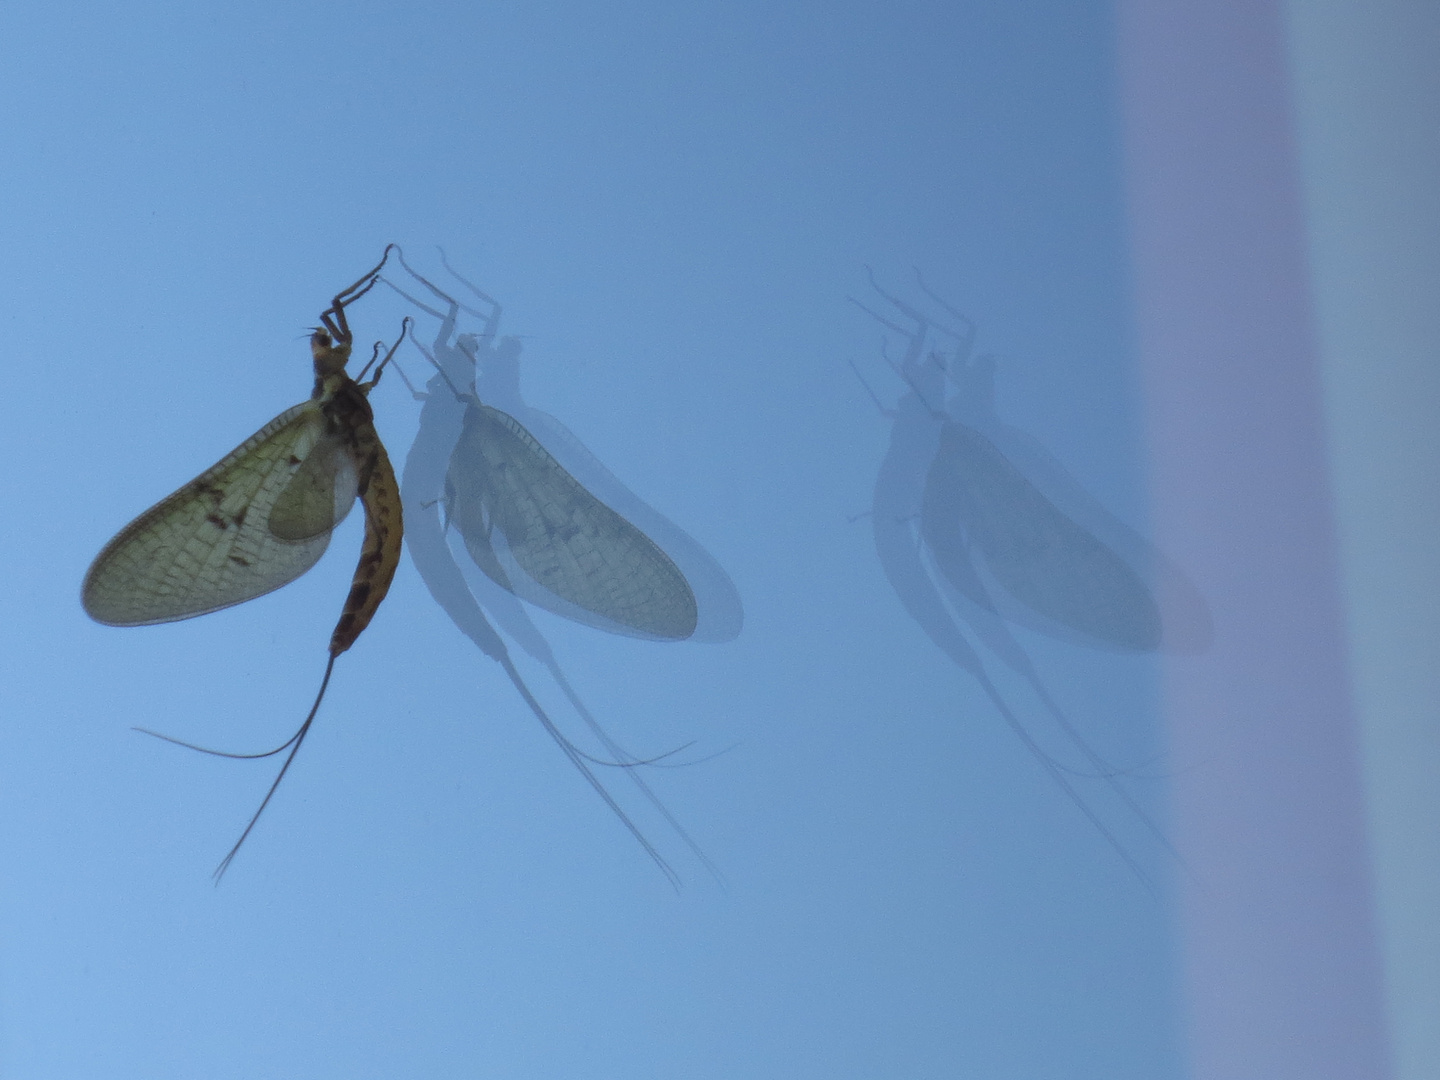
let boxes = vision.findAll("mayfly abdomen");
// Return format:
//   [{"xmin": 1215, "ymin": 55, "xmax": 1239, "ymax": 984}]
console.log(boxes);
[
  {"xmin": 330, "ymin": 424, "xmax": 402, "ymax": 656},
  {"xmin": 317, "ymin": 376, "xmax": 403, "ymax": 656}
]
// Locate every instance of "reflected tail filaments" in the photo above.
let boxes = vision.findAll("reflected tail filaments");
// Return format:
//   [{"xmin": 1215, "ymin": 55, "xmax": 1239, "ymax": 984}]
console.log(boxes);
[
  {"xmin": 381, "ymin": 250, "xmax": 728, "ymax": 886},
  {"xmin": 852, "ymin": 268, "xmax": 1204, "ymax": 887},
  {"xmin": 82, "ymin": 246, "xmax": 407, "ymax": 879}
]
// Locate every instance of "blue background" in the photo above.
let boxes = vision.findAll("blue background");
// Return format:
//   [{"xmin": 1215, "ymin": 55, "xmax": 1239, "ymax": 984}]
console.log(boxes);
[{"xmin": 0, "ymin": 2, "xmax": 1178, "ymax": 1076}]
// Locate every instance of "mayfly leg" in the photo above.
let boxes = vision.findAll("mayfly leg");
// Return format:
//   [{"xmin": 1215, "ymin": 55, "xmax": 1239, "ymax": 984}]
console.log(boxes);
[
  {"xmin": 434, "ymin": 249, "xmax": 504, "ymax": 344},
  {"xmin": 911, "ymin": 267, "xmax": 978, "ymax": 351},
  {"xmin": 319, "ymin": 244, "xmax": 402, "ymax": 347},
  {"xmin": 860, "ymin": 266, "xmax": 976, "ymax": 349},
  {"xmin": 849, "ymin": 269, "xmax": 953, "ymax": 416}
]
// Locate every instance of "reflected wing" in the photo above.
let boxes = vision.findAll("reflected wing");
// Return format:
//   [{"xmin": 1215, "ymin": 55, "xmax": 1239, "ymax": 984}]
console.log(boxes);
[
  {"xmin": 922, "ymin": 421, "xmax": 1162, "ymax": 651},
  {"xmin": 83, "ymin": 403, "xmax": 348, "ymax": 626},
  {"xmin": 446, "ymin": 403, "xmax": 698, "ymax": 640}
]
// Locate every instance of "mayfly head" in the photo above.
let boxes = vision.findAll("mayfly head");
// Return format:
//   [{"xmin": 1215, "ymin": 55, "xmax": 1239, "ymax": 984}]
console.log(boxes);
[
  {"xmin": 943, "ymin": 350, "xmax": 998, "ymax": 421},
  {"xmin": 453, "ymin": 330, "xmax": 522, "ymax": 366},
  {"xmin": 468, "ymin": 334, "xmax": 524, "ymax": 400},
  {"xmin": 496, "ymin": 335, "xmax": 523, "ymax": 366},
  {"xmin": 429, "ymin": 331, "xmax": 478, "ymax": 391},
  {"xmin": 311, "ymin": 329, "xmax": 353, "ymax": 378}
]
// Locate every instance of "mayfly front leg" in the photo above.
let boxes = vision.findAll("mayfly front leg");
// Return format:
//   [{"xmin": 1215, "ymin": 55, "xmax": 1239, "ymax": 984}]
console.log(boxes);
[
  {"xmin": 852, "ymin": 267, "xmax": 979, "ymax": 394},
  {"xmin": 319, "ymin": 244, "xmax": 400, "ymax": 347},
  {"xmin": 379, "ymin": 247, "xmax": 494, "ymax": 398},
  {"xmin": 849, "ymin": 267, "xmax": 938, "ymax": 396},
  {"xmin": 911, "ymin": 268, "xmax": 978, "ymax": 358},
  {"xmin": 436, "ymin": 249, "xmax": 504, "ymax": 347}
]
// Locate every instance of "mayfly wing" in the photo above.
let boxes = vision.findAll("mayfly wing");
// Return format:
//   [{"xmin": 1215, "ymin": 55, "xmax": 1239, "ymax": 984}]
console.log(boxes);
[
  {"xmin": 489, "ymin": 405, "xmax": 744, "ymax": 644},
  {"xmin": 268, "ymin": 433, "xmax": 359, "ymax": 542},
  {"xmin": 921, "ymin": 420, "xmax": 1163, "ymax": 652},
  {"xmin": 83, "ymin": 403, "xmax": 344, "ymax": 626},
  {"xmin": 934, "ymin": 349, "xmax": 1213, "ymax": 653},
  {"xmin": 447, "ymin": 401, "xmax": 699, "ymax": 641},
  {"xmin": 862, "ymin": 267, "xmax": 1174, "ymax": 652}
]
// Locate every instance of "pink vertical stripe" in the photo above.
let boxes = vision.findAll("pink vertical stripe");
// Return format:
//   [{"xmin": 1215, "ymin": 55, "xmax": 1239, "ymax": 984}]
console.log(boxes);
[{"xmin": 1115, "ymin": 2, "xmax": 1388, "ymax": 1077}]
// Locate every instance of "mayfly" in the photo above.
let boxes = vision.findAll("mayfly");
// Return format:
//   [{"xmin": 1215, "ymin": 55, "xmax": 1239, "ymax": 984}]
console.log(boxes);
[
  {"xmin": 850, "ymin": 268, "xmax": 1210, "ymax": 885},
  {"xmin": 82, "ymin": 246, "xmax": 406, "ymax": 878},
  {"xmin": 381, "ymin": 250, "xmax": 740, "ymax": 882}
]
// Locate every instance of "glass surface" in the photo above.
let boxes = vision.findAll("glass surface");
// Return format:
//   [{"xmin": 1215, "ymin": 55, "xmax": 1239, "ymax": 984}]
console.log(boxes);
[{"xmin": 0, "ymin": 2, "xmax": 1432, "ymax": 1077}]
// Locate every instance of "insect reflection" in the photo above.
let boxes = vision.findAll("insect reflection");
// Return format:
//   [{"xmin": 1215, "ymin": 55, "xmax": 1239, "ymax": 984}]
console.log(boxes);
[
  {"xmin": 383, "ymin": 251, "xmax": 740, "ymax": 884},
  {"xmin": 83, "ymin": 246, "xmax": 407, "ymax": 878},
  {"xmin": 852, "ymin": 269, "xmax": 1210, "ymax": 884}
]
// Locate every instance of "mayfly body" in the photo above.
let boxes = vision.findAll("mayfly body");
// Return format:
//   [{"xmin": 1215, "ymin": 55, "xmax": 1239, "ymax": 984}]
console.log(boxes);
[{"xmin": 83, "ymin": 246, "xmax": 407, "ymax": 878}]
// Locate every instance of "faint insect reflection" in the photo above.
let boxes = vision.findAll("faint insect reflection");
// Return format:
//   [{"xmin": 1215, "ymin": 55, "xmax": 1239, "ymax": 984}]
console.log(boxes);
[
  {"xmin": 83, "ymin": 246, "xmax": 407, "ymax": 878},
  {"xmin": 851, "ymin": 269, "xmax": 1210, "ymax": 886},
  {"xmin": 382, "ymin": 250, "xmax": 741, "ymax": 884}
]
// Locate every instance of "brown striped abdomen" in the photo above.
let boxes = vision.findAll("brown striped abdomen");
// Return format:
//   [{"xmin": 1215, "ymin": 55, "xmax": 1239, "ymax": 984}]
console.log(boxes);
[{"xmin": 329, "ymin": 421, "xmax": 403, "ymax": 655}]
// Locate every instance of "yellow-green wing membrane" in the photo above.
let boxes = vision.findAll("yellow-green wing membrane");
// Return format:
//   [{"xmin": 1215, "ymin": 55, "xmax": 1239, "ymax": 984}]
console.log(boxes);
[
  {"xmin": 268, "ymin": 433, "xmax": 359, "ymax": 542},
  {"xmin": 446, "ymin": 403, "xmax": 698, "ymax": 640},
  {"xmin": 83, "ymin": 404, "xmax": 359, "ymax": 626}
]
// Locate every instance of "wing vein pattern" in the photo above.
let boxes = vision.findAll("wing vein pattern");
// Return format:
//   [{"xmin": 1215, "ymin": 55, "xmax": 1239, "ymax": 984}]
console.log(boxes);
[
  {"xmin": 922, "ymin": 421, "xmax": 1162, "ymax": 651},
  {"xmin": 83, "ymin": 403, "xmax": 339, "ymax": 626},
  {"xmin": 448, "ymin": 403, "xmax": 698, "ymax": 641}
]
